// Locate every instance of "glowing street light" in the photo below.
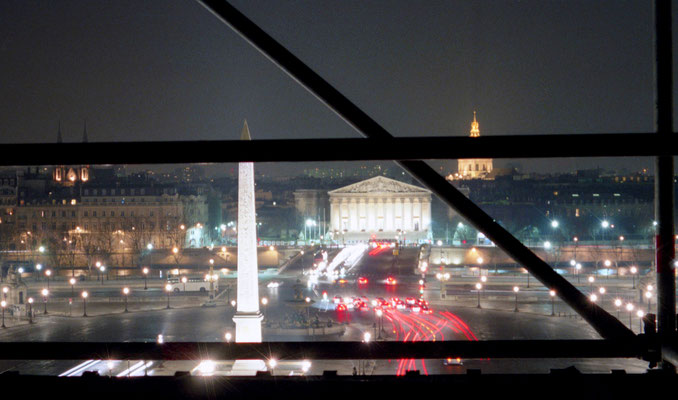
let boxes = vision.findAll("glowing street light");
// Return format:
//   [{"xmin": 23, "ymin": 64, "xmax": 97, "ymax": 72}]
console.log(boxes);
[
  {"xmin": 45, "ymin": 269, "xmax": 52, "ymax": 289},
  {"xmin": 614, "ymin": 298, "xmax": 623, "ymax": 318},
  {"xmin": 549, "ymin": 290, "xmax": 556, "ymax": 316},
  {"xmin": 513, "ymin": 286, "xmax": 520, "ymax": 312},
  {"xmin": 27, "ymin": 297, "xmax": 34, "ymax": 324},
  {"xmin": 636, "ymin": 310, "xmax": 645, "ymax": 333},
  {"xmin": 81, "ymin": 291, "xmax": 88, "ymax": 317},
  {"xmin": 590, "ymin": 293, "xmax": 598, "ymax": 303},
  {"xmin": 551, "ymin": 220, "xmax": 559, "ymax": 228},
  {"xmin": 224, "ymin": 332, "xmax": 232, "ymax": 342},
  {"xmin": 123, "ymin": 287, "xmax": 130, "ymax": 312},
  {"xmin": 575, "ymin": 263, "xmax": 582, "ymax": 283},
  {"xmin": 165, "ymin": 284, "xmax": 172, "ymax": 309},
  {"xmin": 69, "ymin": 277, "xmax": 76, "ymax": 297},
  {"xmin": 41, "ymin": 288, "xmax": 49, "ymax": 314},
  {"xmin": 142, "ymin": 267, "xmax": 149, "ymax": 290},
  {"xmin": 630, "ymin": 266, "xmax": 638, "ymax": 289},
  {"xmin": 601, "ymin": 220, "xmax": 610, "ymax": 228},
  {"xmin": 363, "ymin": 332, "xmax": 371, "ymax": 343},
  {"xmin": 1, "ymin": 300, "xmax": 6, "ymax": 328},
  {"xmin": 626, "ymin": 303, "xmax": 635, "ymax": 328},
  {"xmin": 268, "ymin": 358, "xmax": 277, "ymax": 369}
]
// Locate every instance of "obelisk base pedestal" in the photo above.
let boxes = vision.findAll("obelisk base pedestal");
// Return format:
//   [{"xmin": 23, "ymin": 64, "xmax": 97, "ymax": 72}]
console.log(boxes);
[
  {"xmin": 233, "ymin": 311, "xmax": 264, "ymax": 343},
  {"xmin": 231, "ymin": 311, "xmax": 266, "ymax": 376}
]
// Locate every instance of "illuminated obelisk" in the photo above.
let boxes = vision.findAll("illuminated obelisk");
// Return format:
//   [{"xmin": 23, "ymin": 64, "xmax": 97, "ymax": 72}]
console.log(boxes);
[{"xmin": 233, "ymin": 120, "xmax": 264, "ymax": 345}]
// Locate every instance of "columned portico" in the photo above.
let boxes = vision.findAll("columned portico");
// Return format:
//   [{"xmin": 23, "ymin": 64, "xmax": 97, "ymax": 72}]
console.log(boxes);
[{"xmin": 328, "ymin": 176, "xmax": 432, "ymax": 243}]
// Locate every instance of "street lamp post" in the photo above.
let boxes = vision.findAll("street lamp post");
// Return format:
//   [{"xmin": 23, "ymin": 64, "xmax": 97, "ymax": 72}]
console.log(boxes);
[
  {"xmin": 209, "ymin": 258, "xmax": 215, "ymax": 300},
  {"xmin": 630, "ymin": 266, "xmax": 637, "ymax": 289},
  {"xmin": 27, "ymin": 297, "xmax": 34, "ymax": 324},
  {"xmin": 588, "ymin": 276, "xmax": 595, "ymax": 292},
  {"xmin": 475, "ymin": 282, "xmax": 482, "ymax": 309},
  {"xmin": 626, "ymin": 303, "xmax": 634, "ymax": 330},
  {"xmin": 69, "ymin": 277, "xmax": 76, "ymax": 297},
  {"xmin": 147, "ymin": 243, "xmax": 153, "ymax": 277},
  {"xmin": 99, "ymin": 266, "xmax": 106, "ymax": 285},
  {"xmin": 181, "ymin": 276, "xmax": 187, "ymax": 292},
  {"xmin": 305, "ymin": 296, "xmax": 311, "ymax": 327},
  {"xmin": 575, "ymin": 263, "xmax": 582, "ymax": 284},
  {"xmin": 123, "ymin": 287, "xmax": 130, "ymax": 312},
  {"xmin": 549, "ymin": 290, "xmax": 556, "ymax": 316},
  {"xmin": 82, "ymin": 291, "xmax": 88, "ymax": 317},
  {"xmin": 645, "ymin": 291, "xmax": 653, "ymax": 313},
  {"xmin": 376, "ymin": 308, "xmax": 383, "ymax": 339},
  {"xmin": 614, "ymin": 298, "xmax": 622, "ymax": 319},
  {"xmin": 45, "ymin": 269, "xmax": 52, "ymax": 289},
  {"xmin": 636, "ymin": 310, "xmax": 645, "ymax": 333},
  {"xmin": 41, "ymin": 288, "xmax": 49, "ymax": 314},
  {"xmin": 142, "ymin": 267, "xmax": 149, "ymax": 290},
  {"xmin": 1, "ymin": 300, "xmax": 6, "ymax": 328},
  {"xmin": 261, "ymin": 297, "xmax": 268, "ymax": 316},
  {"xmin": 513, "ymin": 286, "xmax": 519, "ymax": 312},
  {"xmin": 165, "ymin": 284, "xmax": 172, "ymax": 309}
]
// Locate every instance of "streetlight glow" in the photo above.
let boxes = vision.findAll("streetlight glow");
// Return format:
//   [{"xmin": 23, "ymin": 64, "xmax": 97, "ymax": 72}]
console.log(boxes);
[{"xmin": 551, "ymin": 220, "xmax": 559, "ymax": 228}]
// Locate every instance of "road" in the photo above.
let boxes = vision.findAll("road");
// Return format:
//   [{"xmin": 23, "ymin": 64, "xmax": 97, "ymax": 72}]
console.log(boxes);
[{"xmin": 0, "ymin": 245, "xmax": 652, "ymax": 375}]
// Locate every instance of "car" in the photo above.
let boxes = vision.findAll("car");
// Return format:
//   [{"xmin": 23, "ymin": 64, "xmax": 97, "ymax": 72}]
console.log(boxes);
[
  {"xmin": 415, "ymin": 298, "xmax": 429, "ymax": 307},
  {"xmin": 410, "ymin": 305, "xmax": 421, "ymax": 313},
  {"xmin": 336, "ymin": 304, "xmax": 347, "ymax": 311},
  {"xmin": 443, "ymin": 357, "xmax": 463, "ymax": 366},
  {"xmin": 405, "ymin": 297, "xmax": 416, "ymax": 305},
  {"xmin": 421, "ymin": 305, "xmax": 433, "ymax": 314},
  {"xmin": 357, "ymin": 277, "xmax": 368, "ymax": 285},
  {"xmin": 385, "ymin": 276, "xmax": 397, "ymax": 285},
  {"xmin": 333, "ymin": 296, "xmax": 343, "ymax": 304},
  {"xmin": 267, "ymin": 281, "xmax": 281, "ymax": 288}
]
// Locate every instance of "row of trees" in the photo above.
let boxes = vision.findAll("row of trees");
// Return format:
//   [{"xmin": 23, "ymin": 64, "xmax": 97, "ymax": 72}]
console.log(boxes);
[{"xmin": 0, "ymin": 215, "xmax": 188, "ymax": 275}]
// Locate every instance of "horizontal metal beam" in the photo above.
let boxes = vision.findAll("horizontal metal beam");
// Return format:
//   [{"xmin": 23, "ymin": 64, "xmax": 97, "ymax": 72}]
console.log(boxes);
[
  {"xmin": 0, "ymin": 340, "xmax": 649, "ymax": 361},
  {"xmin": 1, "ymin": 133, "xmax": 675, "ymax": 166}
]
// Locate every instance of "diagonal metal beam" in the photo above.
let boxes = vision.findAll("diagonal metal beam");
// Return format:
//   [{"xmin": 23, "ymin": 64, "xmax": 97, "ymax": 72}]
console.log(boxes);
[{"xmin": 197, "ymin": 0, "xmax": 634, "ymax": 339}]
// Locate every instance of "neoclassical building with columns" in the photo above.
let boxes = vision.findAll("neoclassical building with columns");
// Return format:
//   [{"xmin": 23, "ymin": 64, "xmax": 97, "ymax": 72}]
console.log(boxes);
[{"xmin": 328, "ymin": 176, "xmax": 432, "ymax": 243}]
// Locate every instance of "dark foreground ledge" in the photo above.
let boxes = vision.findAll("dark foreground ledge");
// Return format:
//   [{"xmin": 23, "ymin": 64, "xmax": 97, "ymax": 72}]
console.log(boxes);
[{"xmin": 1, "ymin": 370, "xmax": 676, "ymax": 400}]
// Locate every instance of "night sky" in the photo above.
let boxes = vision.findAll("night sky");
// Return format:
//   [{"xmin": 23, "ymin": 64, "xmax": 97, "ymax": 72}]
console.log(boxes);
[{"xmin": 1, "ymin": 1, "xmax": 672, "ymax": 176}]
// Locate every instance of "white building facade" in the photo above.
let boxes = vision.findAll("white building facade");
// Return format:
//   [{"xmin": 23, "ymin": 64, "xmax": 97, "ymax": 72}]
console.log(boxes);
[{"xmin": 328, "ymin": 176, "xmax": 432, "ymax": 243}]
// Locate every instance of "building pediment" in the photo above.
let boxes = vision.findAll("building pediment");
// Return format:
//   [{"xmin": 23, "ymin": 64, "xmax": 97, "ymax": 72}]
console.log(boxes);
[{"xmin": 329, "ymin": 176, "xmax": 430, "ymax": 195}]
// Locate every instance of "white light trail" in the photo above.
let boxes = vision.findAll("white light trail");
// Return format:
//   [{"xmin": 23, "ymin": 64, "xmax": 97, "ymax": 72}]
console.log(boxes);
[{"xmin": 59, "ymin": 360, "xmax": 97, "ymax": 377}]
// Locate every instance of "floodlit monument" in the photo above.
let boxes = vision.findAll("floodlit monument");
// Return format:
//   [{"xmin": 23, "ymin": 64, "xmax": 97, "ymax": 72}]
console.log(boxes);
[
  {"xmin": 329, "ymin": 176, "xmax": 432, "ymax": 243},
  {"xmin": 232, "ymin": 120, "xmax": 265, "ymax": 373},
  {"xmin": 456, "ymin": 111, "xmax": 493, "ymax": 179}
]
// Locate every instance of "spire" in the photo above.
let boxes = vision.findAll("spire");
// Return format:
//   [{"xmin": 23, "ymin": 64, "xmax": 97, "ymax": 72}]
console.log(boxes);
[
  {"xmin": 57, "ymin": 121, "xmax": 63, "ymax": 143},
  {"xmin": 470, "ymin": 111, "xmax": 480, "ymax": 137},
  {"xmin": 82, "ymin": 120, "xmax": 88, "ymax": 143},
  {"xmin": 240, "ymin": 119, "xmax": 251, "ymax": 141}
]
